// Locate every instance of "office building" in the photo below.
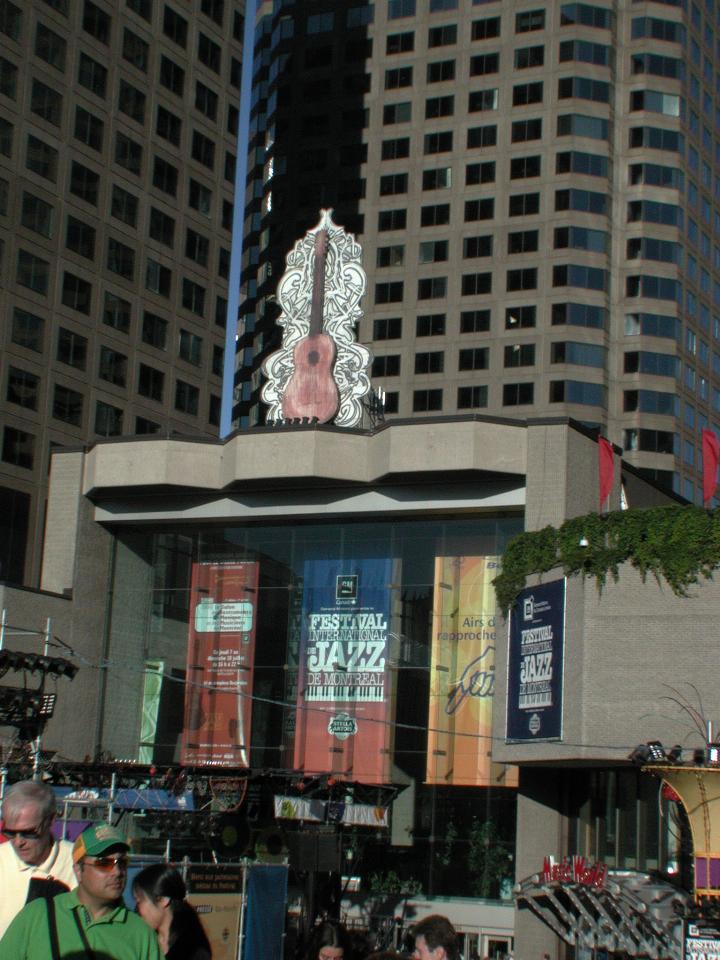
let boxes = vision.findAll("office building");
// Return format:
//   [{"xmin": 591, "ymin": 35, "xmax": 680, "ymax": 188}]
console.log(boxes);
[
  {"xmin": 0, "ymin": 0, "xmax": 244, "ymax": 584},
  {"xmin": 234, "ymin": 0, "xmax": 718, "ymax": 507}
]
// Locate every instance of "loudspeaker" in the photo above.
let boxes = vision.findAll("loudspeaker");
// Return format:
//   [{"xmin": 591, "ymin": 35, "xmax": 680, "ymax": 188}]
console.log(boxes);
[{"xmin": 287, "ymin": 831, "xmax": 342, "ymax": 873}]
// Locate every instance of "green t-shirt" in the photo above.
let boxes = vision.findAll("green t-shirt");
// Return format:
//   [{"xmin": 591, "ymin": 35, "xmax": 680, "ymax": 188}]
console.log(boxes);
[{"xmin": 0, "ymin": 888, "xmax": 164, "ymax": 960}]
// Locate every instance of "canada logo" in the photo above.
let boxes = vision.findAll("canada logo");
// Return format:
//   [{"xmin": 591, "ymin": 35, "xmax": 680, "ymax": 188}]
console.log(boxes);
[{"xmin": 328, "ymin": 713, "xmax": 358, "ymax": 741}]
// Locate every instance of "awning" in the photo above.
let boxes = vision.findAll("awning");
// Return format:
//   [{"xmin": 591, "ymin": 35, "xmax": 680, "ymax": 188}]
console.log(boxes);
[{"xmin": 515, "ymin": 870, "xmax": 690, "ymax": 958}]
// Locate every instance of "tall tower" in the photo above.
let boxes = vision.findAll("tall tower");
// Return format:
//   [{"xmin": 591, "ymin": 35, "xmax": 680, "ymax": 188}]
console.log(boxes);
[
  {"xmin": 0, "ymin": 0, "xmax": 244, "ymax": 584},
  {"xmin": 235, "ymin": 0, "xmax": 715, "ymax": 506}
]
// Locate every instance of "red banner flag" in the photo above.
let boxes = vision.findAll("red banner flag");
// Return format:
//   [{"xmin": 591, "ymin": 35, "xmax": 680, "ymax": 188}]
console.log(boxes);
[
  {"xmin": 598, "ymin": 437, "xmax": 614, "ymax": 511},
  {"xmin": 181, "ymin": 561, "xmax": 260, "ymax": 767},
  {"xmin": 702, "ymin": 429, "xmax": 720, "ymax": 505}
]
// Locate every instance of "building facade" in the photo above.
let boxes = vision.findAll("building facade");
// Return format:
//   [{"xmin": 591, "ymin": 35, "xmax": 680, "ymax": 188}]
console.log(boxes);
[
  {"xmin": 0, "ymin": 0, "xmax": 244, "ymax": 585},
  {"xmin": 0, "ymin": 415, "xmax": 707, "ymax": 956},
  {"xmin": 234, "ymin": 0, "xmax": 720, "ymax": 508}
]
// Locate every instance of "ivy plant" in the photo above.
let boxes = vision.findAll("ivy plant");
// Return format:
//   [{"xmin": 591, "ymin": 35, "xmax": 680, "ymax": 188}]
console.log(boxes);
[{"xmin": 492, "ymin": 505, "xmax": 720, "ymax": 612}]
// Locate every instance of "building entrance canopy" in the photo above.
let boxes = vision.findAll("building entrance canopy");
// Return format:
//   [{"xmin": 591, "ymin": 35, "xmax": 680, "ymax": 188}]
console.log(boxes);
[{"xmin": 515, "ymin": 870, "xmax": 690, "ymax": 958}]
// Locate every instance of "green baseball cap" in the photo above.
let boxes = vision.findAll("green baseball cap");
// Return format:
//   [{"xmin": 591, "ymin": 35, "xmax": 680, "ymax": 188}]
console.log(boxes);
[{"xmin": 73, "ymin": 823, "xmax": 129, "ymax": 863}]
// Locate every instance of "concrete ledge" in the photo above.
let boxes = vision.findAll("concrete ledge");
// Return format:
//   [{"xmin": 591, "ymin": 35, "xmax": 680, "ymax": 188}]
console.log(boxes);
[{"xmin": 80, "ymin": 417, "xmax": 529, "ymax": 497}]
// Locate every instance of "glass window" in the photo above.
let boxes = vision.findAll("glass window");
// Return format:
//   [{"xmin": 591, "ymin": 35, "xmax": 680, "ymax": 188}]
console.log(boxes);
[
  {"xmin": 83, "ymin": 0, "xmax": 111, "ymax": 43},
  {"xmin": 142, "ymin": 311, "xmax": 168, "ymax": 349},
  {"xmin": 111, "ymin": 185, "xmax": 139, "ymax": 227},
  {"xmin": 7, "ymin": 366, "xmax": 39, "ymax": 409},
  {"xmin": 198, "ymin": 33, "xmax": 221, "ymax": 72},
  {"xmin": 12, "ymin": 308, "xmax": 44, "ymax": 352},
  {"xmin": 175, "ymin": 379, "xmax": 199, "ymax": 415},
  {"xmin": 2, "ymin": 426, "xmax": 34, "ymax": 469},
  {"xmin": 57, "ymin": 326, "xmax": 88, "ymax": 368},
  {"xmin": 163, "ymin": 5, "xmax": 188, "ymax": 45},
  {"xmin": 115, "ymin": 132, "xmax": 142, "ymax": 175},
  {"xmin": 35, "ymin": 23, "xmax": 67, "ymax": 71},
  {"xmin": 21, "ymin": 192, "xmax": 54, "ymax": 237},
  {"xmin": 66, "ymin": 216, "xmax": 95, "ymax": 259},
  {"xmin": 153, "ymin": 156, "xmax": 178, "ymax": 195},
  {"xmin": 118, "ymin": 80, "xmax": 145, "ymax": 123},
  {"xmin": 146, "ymin": 260, "xmax": 171, "ymax": 298},
  {"xmin": 78, "ymin": 52, "xmax": 107, "ymax": 97},
  {"xmin": 0, "ymin": 56, "xmax": 17, "ymax": 98},
  {"xmin": 53, "ymin": 384, "xmax": 83, "ymax": 426},
  {"xmin": 70, "ymin": 162, "xmax": 99, "ymax": 205},
  {"xmin": 191, "ymin": 131, "xmax": 215, "ymax": 169},
  {"xmin": 74, "ymin": 107, "xmax": 103, "ymax": 151},
  {"xmin": 61, "ymin": 273, "xmax": 92, "ymax": 313},
  {"xmin": 122, "ymin": 28, "xmax": 148, "ymax": 70},
  {"xmin": 189, "ymin": 179, "xmax": 212, "ymax": 216},
  {"xmin": 107, "ymin": 238, "xmax": 135, "ymax": 280},
  {"xmin": 159, "ymin": 55, "xmax": 184, "ymax": 95},
  {"xmin": 17, "ymin": 249, "xmax": 49, "ymax": 294},
  {"xmin": 182, "ymin": 278, "xmax": 206, "ymax": 316},
  {"xmin": 31, "ymin": 79, "xmax": 62, "ymax": 125},
  {"xmin": 95, "ymin": 401, "xmax": 123, "ymax": 437},
  {"xmin": 103, "ymin": 292, "xmax": 131, "ymax": 333},
  {"xmin": 138, "ymin": 363, "xmax": 164, "ymax": 401},
  {"xmin": 0, "ymin": 0, "xmax": 21, "ymax": 40},
  {"xmin": 98, "ymin": 345, "xmax": 127, "ymax": 386},
  {"xmin": 150, "ymin": 207, "xmax": 175, "ymax": 247},
  {"xmin": 26, "ymin": 136, "xmax": 58, "ymax": 181},
  {"xmin": 157, "ymin": 106, "xmax": 181, "ymax": 146}
]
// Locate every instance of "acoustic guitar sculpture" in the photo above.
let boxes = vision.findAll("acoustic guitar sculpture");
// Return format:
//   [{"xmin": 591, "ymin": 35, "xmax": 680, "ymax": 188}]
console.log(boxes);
[
  {"xmin": 261, "ymin": 209, "xmax": 372, "ymax": 427},
  {"xmin": 281, "ymin": 229, "xmax": 339, "ymax": 422}
]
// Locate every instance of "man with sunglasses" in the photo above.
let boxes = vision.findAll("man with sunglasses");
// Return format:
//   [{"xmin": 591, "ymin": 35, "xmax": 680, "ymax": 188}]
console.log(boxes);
[
  {"xmin": 0, "ymin": 822, "xmax": 162, "ymax": 959},
  {"xmin": 0, "ymin": 780, "xmax": 76, "ymax": 939}
]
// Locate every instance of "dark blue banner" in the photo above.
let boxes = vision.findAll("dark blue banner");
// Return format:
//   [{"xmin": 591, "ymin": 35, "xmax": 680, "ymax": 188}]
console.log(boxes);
[
  {"xmin": 506, "ymin": 579, "xmax": 565, "ymax": 742},
  {"xmin": 245, "ymin": 865, "xmax": 288, "ymax": 960}
]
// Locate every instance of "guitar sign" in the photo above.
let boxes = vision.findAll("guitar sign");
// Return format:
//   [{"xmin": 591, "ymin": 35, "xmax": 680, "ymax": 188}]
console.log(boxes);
[
  {"xmin": 261, "ymin": 209, "xmax": 372, "ymax": 427},
  {"xmin": 281, "ymin": 229, "xmax": 339, "ymax": 422}
]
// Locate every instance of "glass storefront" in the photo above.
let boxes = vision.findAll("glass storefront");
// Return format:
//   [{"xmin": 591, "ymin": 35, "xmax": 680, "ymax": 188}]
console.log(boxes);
[{"xmin": 100, "ymin": 512, "xmax": 522, "ymax": 895}]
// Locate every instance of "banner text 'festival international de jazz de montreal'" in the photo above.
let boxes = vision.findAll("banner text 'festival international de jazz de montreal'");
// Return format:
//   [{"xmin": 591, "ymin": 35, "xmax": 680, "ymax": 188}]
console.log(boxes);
[
  {"xmin": 181, "ymin": 561, "xmax": 260, "ymax": 767},
  {"xmin": 292, "ymin": 557, "xmax": 397, "ymax": 785},
  {"xmin": 426, "ymin": 556, "xmax": 518, "ymax": 787}
]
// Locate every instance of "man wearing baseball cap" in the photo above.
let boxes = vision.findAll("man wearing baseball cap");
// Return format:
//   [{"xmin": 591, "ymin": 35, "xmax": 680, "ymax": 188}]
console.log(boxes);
[{"xmin": 0, "ymin": 823, "xmax": 162, "ymax": 959}]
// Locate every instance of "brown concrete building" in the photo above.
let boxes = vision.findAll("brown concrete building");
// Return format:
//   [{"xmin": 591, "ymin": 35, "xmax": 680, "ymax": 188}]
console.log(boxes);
[
  {"xmin": 2, "ymin": 415, "xmax": 715, "ymax": 956},
  {"xmin": 0, "ymin": 0, "xmax": 244, "ymax": 585},
  {"xmin": 234, "ymin": 0, "xmax": 718, "ymax": 512}
]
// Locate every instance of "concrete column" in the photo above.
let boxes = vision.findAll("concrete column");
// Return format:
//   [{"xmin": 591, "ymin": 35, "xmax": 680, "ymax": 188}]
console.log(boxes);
[
  {"xmin": 40, "ymin": 450, "xmax": 85, "ymax": 594},
  {"xmin": 514, "ymin": 768, "xmax": 567, "ymax": 960}
]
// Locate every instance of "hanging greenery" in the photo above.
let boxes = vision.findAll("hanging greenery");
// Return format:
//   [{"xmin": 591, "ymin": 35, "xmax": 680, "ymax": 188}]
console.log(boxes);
[{"xmin": 492, "ymin": 505, "xmax": 720, "ymax": 612}]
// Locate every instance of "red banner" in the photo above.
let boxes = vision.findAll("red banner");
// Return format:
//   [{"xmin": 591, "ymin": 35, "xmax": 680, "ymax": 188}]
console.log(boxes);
[
  {"xmin": 598, "ymin": 437, "xmax": 614, "ymax": 511},
  {"xmin": 292, "ymin": 558, "xmax": 397, "ymax": 785},
  {"xmin": 181, "ymin": 562, "xmax": 260, "ymax": 767},
  {"xmin": 703, "ymin": 429, "xmax": 720, "ymax": 505}
]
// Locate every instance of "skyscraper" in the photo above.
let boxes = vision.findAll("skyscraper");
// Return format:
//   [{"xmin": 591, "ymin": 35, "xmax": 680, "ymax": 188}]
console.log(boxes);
[
  {"xmin": 0, "ymin": 0, "xmax": 243, "ymax": 584},
  {"xmin": 235, "ymin": 0, "xmax": 716, "ymax": 506}
]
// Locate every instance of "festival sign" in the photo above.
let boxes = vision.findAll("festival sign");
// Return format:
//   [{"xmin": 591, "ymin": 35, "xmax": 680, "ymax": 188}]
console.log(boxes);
[
  {"xmin": 181, "ymin": 561, "xmax": 260, "ymax": 766},
  {"xmin": 685, "ymin": 921, "xmax": 720, "ymax": 960},
  {"xmin": 187, "ymin": 865, "xmax": 243, "ymax": 960},
  {"xmin": 293, "ymin": 557, "xmax": 397, "ymax": 784},
  {"xmin": 506, "ymin": 579, "xmax": 565, "ymax": 742},
  {"xmin": 426, "ymin": 556, "xmax": 517, "ymax": 786}
]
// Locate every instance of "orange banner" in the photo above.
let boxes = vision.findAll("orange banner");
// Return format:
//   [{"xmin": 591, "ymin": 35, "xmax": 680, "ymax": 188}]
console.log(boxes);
[
  {"xmin": 181, "ymin": 561, "xmax": 259, "ymax": 767},
  {"xmin": 426, "ymin": 556, "xmax": 517, "ymax": 787}
]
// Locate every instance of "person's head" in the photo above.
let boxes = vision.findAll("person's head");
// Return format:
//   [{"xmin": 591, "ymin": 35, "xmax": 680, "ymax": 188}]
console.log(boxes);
[
  {"xmin": 308, "ymin": 921, "xmax": 351, "ymax": 960},
  {"xmin": 133, "ymin": 863, "xmax": 187, "ymax": 932},
  {"xmin": 412, "ymin": 916, "xmax": 459, "ymax": 960},
  {"xmin": 72, "ymin": 824, "xmax": 130, "ymax": 907},
  {"xmin": 2, "ymin": 780, "xmax": 57, "ymax": 865},
  {"xmin": 133, "ymin": 863, "xmax": 211, "ymax": 951}
]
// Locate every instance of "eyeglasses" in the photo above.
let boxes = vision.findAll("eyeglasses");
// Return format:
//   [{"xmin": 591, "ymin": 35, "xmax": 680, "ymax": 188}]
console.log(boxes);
[
  {"xmin": 82, "ymin": 856, "xmax": 129, "ymax": 873},
  {"xmin": 3, "ymin": 827, "xmax": 45, "ymax": 840}
]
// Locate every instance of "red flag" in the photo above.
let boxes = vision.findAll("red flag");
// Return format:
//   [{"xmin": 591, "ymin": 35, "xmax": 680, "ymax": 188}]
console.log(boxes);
[
  {"xmin": 702, "ymin": 429, "xmax": 720, "ymax": 505},
  {"xmin": 598, "ymin": 437, "xmax": 614, "ymax": 511}
]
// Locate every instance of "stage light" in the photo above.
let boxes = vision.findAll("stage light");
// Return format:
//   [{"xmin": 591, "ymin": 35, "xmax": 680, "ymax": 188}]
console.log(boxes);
[{"xmin": 667, "ymin": 744, "xmax": 683, "ymax": 763}]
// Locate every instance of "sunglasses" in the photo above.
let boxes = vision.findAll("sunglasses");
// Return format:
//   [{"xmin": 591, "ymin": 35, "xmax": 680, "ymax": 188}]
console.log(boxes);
[
  {"xmin": 3, "ymin": 827, "xmax": 45, "ymax": 840},
  {"xmin": 82, "ymin": 856, "xmax": 129, "ymax": 872}
]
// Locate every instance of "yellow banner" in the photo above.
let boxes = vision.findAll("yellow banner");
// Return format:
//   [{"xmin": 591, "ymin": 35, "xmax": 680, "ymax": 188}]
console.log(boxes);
[{"xmin": 426, "ymin": 556, "xmax": 517, "ymax": 787}]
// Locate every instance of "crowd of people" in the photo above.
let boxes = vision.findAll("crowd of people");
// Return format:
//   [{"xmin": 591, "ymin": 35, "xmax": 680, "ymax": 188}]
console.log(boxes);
[{"xmin": 0, "ymin": 780, "xmax": 463, "ymax": 960}]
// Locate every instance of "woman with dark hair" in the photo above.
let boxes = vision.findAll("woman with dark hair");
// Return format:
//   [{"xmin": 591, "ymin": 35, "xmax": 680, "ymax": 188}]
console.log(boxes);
[
  {"xmin": 133, "ymin": 863, "xmax": 212, "ymax": 960},
  {"xmin": 306, "ymin": 920, "xmax": 352, "ymax": 960}
]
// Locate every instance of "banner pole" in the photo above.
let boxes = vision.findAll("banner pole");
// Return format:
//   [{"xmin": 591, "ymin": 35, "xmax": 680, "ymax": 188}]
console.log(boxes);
[{"xmin": 237, "ymin": 857, "xmax": 248, "ymax": 960}]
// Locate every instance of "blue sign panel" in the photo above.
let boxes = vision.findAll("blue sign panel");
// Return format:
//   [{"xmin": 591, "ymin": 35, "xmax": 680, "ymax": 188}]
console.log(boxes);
[{"xmin": 506, "ymin": 579, "xmax": 565, "ymax": 742}]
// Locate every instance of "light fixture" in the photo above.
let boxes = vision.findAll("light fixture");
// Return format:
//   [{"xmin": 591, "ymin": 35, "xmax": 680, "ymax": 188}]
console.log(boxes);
[{"xmin": 579, "ymin": 536, "xmax": 589, "ymax": 548}]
